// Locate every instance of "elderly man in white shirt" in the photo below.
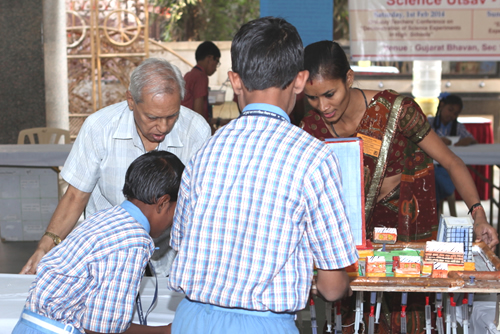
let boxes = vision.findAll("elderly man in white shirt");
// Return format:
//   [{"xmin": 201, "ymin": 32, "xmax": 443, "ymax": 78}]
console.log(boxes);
[{"xmin": 20, "ymin": 58, "xmax": 211, "ymax": 276}]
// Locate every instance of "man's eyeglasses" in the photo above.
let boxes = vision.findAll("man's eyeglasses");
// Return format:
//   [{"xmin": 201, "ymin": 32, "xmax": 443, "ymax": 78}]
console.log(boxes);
[{"xmin": 214, "ymin": 57, "xmax": 221, "ymax": 68}]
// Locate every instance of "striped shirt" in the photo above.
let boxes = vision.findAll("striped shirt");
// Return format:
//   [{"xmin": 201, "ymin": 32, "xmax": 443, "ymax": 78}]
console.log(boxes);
[
  {"xmin": 168, "ymin": 103, "xmax": 358, "ymax": 313},
  {"xmin": 25, "ymin": 201, "xmax": 154, "ymax": 333},
  {"xmin": 61, "ymin": 100, "xmax": 211, "ymax": 216}
]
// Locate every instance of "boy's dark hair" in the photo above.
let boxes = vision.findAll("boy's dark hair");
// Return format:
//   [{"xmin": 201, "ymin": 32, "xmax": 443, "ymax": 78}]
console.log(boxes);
[
  {"xmin": 304, "ymin": 40, "xmax": 351, "ymax": 83},
  {"xmin": 123, "ymin": 151, "xmax": 185, "ymax": 204},
  {"xmin": 231, "ymin": 16, "xmax": 304, "ymax": 91},
  {"xmin": 433, "ymin": 94, "xmax": 464, "ymax": 136},
  {"xmin": 195, "ymin": 41, "xmax": 221, "ymax": 62}
]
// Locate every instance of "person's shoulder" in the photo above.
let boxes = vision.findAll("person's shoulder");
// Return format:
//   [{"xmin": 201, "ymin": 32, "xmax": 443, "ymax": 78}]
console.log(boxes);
[
  {"xmin": 286, "ymin": 123, "xmax": 333, "ymax": 159},
  {"xmin": 78, "ymin": 101, "xmax": 129, "ymax": 135},
  {"xmin": 372, "ymin": 89, "xmax": 397, "ymax": 101},
  {"xmin": 184, "ymin": 66, "xmax": 208, "ymax": 81},
  {"xmin": 371, "ymin": 90, "xmax": 419, "ymax": 109},
  {"xmin": 177, "ymin": 105, "xmax": 211, "ymax": 133},
  {"xmin": 183, "ymin": 67, "xmax": 195, "ymax": 79},
  {"xmin": 82, "ymin": 101, "xmax": 129, "ymax": 126},
  {"xmin": 88, "ymin": 205, "xmax": 151, "ymax": 240},
  {"xmin": 382, "ymin": 89, "xmax": 415, "ymax": 102}
]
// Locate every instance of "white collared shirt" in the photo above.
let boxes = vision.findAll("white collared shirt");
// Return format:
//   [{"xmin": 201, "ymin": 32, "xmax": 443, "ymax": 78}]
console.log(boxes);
[{"xmin": 61, "ymin": 100, "xmax": 211, "ymax": 216}]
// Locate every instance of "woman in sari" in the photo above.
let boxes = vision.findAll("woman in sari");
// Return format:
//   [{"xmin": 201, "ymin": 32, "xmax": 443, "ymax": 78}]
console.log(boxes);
[
  {"xmin": 300, "ymin": 40, "xmax": 496, "ymax": 247},
  {"xmin": 301, "ymin": 40, "xmax": 498, "ymax": 334}
]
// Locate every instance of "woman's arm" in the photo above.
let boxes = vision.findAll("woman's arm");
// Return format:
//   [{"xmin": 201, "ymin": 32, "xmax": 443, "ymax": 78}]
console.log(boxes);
[{"xmin": 418, "ymin": 130, "xmax": 498, "ymax": 249}]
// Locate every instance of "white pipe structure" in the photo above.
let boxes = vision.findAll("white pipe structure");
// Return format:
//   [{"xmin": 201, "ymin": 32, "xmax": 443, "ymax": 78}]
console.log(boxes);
[
  {"xmin": 412, "ymin": 60, "xmax": 442, "ymax": 117},
  {"xmin": 42, "ymin": 0, "xmax": 69, "ymax": 132}
]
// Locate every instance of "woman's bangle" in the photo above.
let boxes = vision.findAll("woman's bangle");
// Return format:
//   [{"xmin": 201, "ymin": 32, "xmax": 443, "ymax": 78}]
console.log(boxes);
[
  {"xmin": 468, "ymin": 202, "xmax": 482, "ymax": 215},
  {"xmin": 468, "ymin": 202, "xmax": 484, "ymax": 219}
]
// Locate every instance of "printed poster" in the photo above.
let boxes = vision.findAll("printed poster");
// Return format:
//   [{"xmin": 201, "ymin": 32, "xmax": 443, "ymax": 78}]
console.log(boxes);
[{"xmin": 349, "ymin": 0, "xmax": 500, "ymax": 61}]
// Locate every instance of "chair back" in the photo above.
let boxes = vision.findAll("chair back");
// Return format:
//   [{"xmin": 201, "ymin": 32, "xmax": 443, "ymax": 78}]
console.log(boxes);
[{"xmin": 17, "ymin": 127, "xmax": 71, "ymax": 144}]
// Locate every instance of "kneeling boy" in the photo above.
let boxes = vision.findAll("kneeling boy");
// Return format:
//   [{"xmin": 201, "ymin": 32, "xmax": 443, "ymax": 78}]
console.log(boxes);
[{"xmin": 13, "ymin": 151, "xmax": 184, "ymax": 334}]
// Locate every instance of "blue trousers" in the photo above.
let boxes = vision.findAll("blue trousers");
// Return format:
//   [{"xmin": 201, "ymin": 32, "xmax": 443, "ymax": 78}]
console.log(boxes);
[
  {"xmin": 12, "ymin": 309, "xmax": 79, "ymax": 334},
  {"xmin": 172, "ymin": 298, "xmax": 299, "ymax": 334},
  {"xmin": 435, "ymin": 164, "xmax": 456, "ymax": 204}
]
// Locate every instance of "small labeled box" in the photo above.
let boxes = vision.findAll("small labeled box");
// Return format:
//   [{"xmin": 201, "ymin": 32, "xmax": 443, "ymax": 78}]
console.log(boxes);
[
  {"xmin": 366, "ymin": 256, "xmax": 386, "ymax": 277},
  {"xmin": 431, "ymin": 263, "xmax": 449, "ymax": 278},
  {"xmin": 373, "ymin": 227, "xmax": 397, "ymax": 244},
  {"xmin": 394, "ymin": 255, "xmax": 421, "ymax": 277}
]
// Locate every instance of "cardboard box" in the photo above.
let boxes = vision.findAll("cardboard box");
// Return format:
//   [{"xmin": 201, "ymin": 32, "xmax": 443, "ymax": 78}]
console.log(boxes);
[{"xmin": 0, "ymin": 167, "xmax": 58, "ymax": 241}]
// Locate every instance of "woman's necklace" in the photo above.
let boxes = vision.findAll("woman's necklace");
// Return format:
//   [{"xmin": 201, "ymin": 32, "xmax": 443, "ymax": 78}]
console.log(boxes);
[{"xmin": 329, "ymin": 122, "xmax": 340, "ymax": 137}]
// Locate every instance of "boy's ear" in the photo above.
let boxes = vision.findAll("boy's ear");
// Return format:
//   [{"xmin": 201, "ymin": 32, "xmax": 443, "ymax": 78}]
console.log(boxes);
[
  {"xmin": 293, "ymin": 70, "xmax": 310, "ymax": 95},
  {"xmin": 228, "ymin": 71, "xmax": 243, "ymax": 96},
  {"xmin": 156, "ymin": 194, "xmax": 171, "ymax": 213}
]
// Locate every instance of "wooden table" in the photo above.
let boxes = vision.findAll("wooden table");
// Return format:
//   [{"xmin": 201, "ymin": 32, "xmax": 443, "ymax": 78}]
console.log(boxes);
[{"xmin": 350, "ymin": 242, "xmax": 500, "ymax": 293}]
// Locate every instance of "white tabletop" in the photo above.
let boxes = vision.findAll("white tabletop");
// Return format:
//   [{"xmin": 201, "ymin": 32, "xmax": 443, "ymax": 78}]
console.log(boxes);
[
  {"xmin": 0, "ymin": 144, "xmax": 72, "ymax": 167},
  {"xmin": 0, "ymin": 273, "xmax": 183, "ymax": 332},
  {"xmin": 457, "ymin": 117, "xmax": 492, "ymax": 124},
  {"xmin": 449, "ymin": 143, "xmax": 500, "ymax": 166},
  {"xmin": 0, "ymin": 143, "xmax": 498, "ymax": 169}
]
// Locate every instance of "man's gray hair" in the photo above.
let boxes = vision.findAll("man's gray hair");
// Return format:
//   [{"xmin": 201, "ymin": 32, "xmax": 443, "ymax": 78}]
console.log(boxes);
[{"xmin": 129, "ymin": 58, "xmax": 185, "ymax": 103}]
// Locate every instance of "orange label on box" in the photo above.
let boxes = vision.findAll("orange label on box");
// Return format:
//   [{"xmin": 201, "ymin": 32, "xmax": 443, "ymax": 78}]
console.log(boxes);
[{"xmin": 356, "ymin": 133, "xmax": 382, "ymax": 158}]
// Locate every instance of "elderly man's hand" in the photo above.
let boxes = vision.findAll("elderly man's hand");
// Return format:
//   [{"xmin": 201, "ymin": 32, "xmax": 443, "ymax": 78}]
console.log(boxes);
[{"xmin": 20, "ymin": 247, "xmax": 47, "ymax": 274}]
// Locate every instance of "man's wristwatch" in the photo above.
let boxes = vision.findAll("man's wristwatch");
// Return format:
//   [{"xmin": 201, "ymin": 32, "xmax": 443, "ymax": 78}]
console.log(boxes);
[{"xmin": 44, "ymin": 232, "xmax": 62, "ymax": 246}]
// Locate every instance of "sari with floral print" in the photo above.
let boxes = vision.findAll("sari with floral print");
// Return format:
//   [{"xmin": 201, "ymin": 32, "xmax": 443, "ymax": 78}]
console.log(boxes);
[{"xmin": 301, "ymin": 90, "xmax": 438, "ymax": 241}]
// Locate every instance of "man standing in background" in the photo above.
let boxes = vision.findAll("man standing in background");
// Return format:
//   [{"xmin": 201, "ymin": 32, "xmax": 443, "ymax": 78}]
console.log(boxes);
[{"xmin": 181, "ymin": 41, "xmax": 222, "ymax": 130}]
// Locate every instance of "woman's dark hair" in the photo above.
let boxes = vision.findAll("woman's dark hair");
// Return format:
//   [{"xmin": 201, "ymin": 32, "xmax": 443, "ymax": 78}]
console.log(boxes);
[
  {"xmin": 231, "ymin": 16, "xmax": 304, "ymax": 91},
  {"xmin": 304, "ymin": 40, "xmax": 351, "ymax": 82},
  {"xmin": 433, "ymin": 94, "xmax": 463, "ymax": 136},
  {"xmin": 123, "ymin": 151, "xmax": 185, "ymax": 204}
]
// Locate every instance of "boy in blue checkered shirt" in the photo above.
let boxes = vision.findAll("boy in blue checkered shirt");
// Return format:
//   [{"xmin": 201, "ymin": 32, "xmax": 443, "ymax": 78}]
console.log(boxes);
[
  {"xmin": 13, "ymin": 151, "xmax": 183, "ymax": 334},
  {"xmin": 168, "ymin": 17, "xmax": 358, "ymax": 334}
]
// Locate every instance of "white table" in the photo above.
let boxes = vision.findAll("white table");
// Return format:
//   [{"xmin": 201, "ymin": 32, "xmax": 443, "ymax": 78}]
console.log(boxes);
[
  {"xmin": 0, "ymin": 144, "xmax": 72, "ymax": 167},
  {"xmin": 449, "ymin": 143, "xmax": 500, "ymax": 166},
  {"xmin": 0, "ymin": 273, "xmax": 184, "ymax": 333},
  {"xmin": 0, "ymin": 145, "xmax": 73, "ymax": 241},
  {"xmin": 448, "ymin": 144, "xmax": 500, "ymax": 236}
]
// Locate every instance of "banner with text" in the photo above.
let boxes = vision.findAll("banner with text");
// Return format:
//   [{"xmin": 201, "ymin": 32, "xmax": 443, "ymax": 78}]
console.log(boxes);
[{"xmin": 349, "ymin": 0, "xmax": 500, "ymax": 61}]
